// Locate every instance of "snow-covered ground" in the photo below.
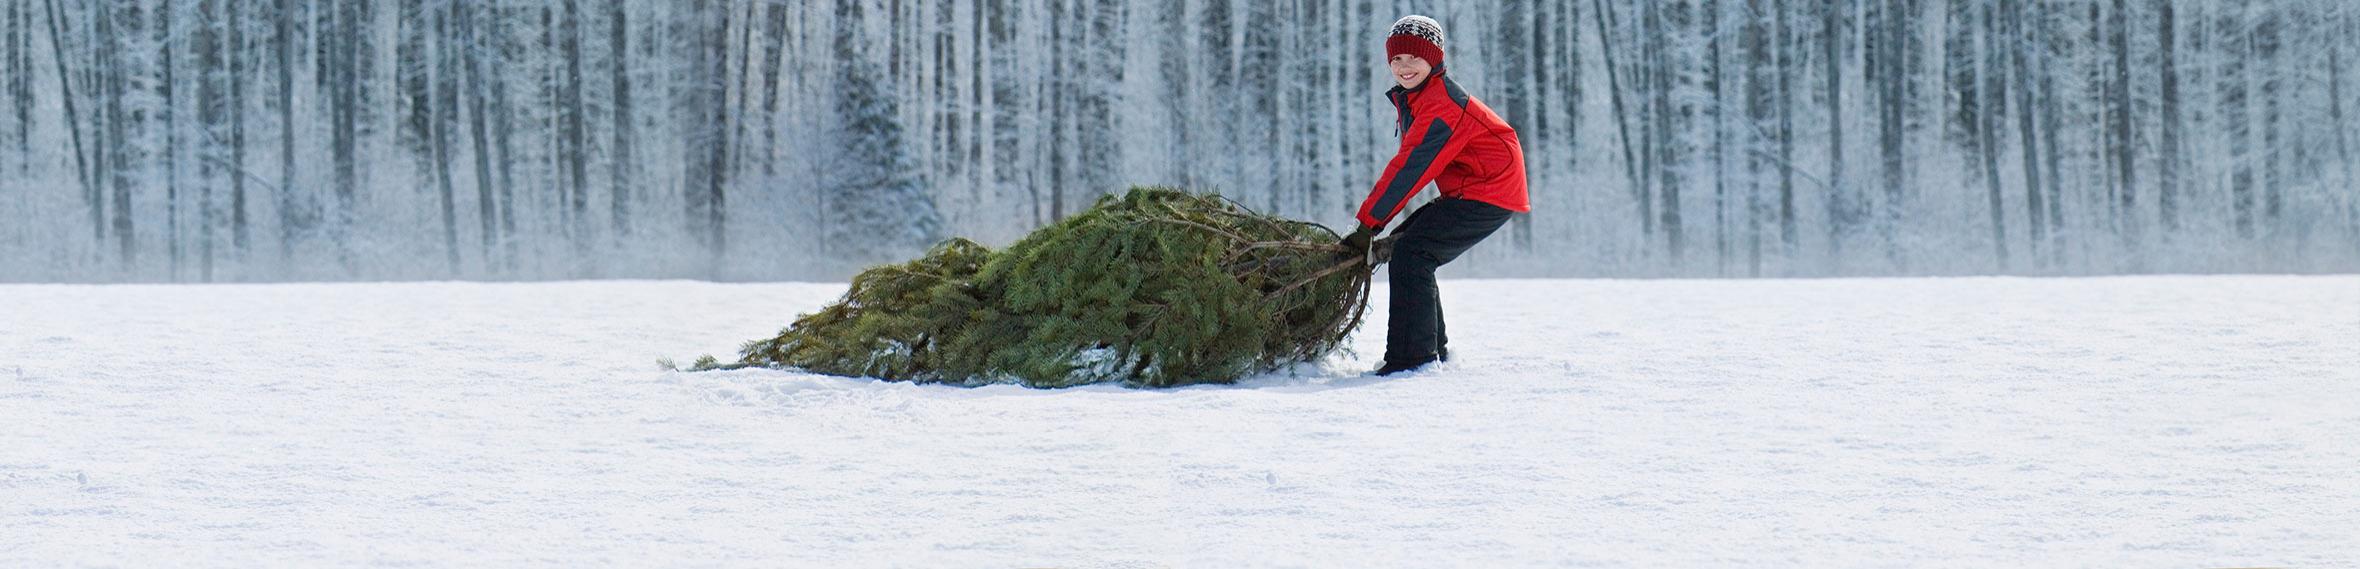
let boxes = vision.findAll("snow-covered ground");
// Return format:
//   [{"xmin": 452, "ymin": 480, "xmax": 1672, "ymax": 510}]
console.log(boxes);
[{"xmin": 3, "ymin": 276, "xmax": 2356, "ymax": 567}]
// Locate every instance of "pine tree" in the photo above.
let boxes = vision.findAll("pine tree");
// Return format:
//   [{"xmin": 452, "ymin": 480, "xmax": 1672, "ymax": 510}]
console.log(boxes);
[{"xmin": 694, "ymin": 187, "xmax": 1381, "ymax": 388}]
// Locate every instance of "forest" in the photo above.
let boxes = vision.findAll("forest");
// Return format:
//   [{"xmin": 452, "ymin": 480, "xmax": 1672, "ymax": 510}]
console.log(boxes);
[{"xmin": 2, "ymin": 0, "xmax": 2356, "ymax": 281}]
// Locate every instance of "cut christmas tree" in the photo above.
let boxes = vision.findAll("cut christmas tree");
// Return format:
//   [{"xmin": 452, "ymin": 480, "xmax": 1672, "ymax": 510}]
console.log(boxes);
[{"xmin": 676, "ymin": 186, "xmax": 1396, "ymax": 388}]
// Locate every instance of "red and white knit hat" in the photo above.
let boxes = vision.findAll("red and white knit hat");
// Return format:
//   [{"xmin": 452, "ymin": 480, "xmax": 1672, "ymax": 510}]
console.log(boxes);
[{"xmin": 1386, "ymin": 15, "xmax": 1446, "ymax": 66}]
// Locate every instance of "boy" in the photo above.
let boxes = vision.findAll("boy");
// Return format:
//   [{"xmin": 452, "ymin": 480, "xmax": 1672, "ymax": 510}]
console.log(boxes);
[{"xmin": 1341, "ymin": 15, "xmax": 1532, "ymax": 376}]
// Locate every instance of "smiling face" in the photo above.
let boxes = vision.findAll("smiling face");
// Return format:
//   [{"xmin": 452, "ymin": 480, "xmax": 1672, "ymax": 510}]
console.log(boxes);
[{"xmin": 1389, "ymin": 54, "xmax": 1433, "ymax": 89}]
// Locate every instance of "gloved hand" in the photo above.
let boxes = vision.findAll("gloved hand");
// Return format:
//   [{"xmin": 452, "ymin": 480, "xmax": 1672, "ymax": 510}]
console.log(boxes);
[
  {"xmin": 1340, "ymin": 225, "xmax": 1378, "ymax": 265},
  {"xmin": 1340, "ymin": 225, "xmax": 1375, "ymax": 252}
]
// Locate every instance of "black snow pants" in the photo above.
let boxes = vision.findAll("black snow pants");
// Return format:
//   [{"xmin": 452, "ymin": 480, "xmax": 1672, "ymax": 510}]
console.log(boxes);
[{"xmin": 1384, "ymin": 196, "xmax": 1513, "ymax": 365}]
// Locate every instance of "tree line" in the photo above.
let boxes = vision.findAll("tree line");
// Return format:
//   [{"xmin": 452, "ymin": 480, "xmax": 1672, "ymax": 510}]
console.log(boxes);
[{"xmin": 2, "ymin": 0, "xmax": 2354, "ymax": 282}]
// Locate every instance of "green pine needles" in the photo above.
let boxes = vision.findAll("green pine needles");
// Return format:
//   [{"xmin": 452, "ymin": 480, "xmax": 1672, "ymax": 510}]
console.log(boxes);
[{"xmin": 676, "ymin": 186, "xmax": 1395, "ymax": 388}]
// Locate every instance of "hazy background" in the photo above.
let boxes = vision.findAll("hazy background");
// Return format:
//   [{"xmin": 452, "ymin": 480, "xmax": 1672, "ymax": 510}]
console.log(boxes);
[{"xmin": 3, "ymin": 0, "xmax": 2356, "ymax": 282}]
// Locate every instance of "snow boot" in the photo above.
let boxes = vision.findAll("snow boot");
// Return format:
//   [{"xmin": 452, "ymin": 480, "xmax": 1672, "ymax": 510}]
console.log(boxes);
[{"xmin": 1371, "ymin": 355, "xmax": 1438, "ymax": 377}]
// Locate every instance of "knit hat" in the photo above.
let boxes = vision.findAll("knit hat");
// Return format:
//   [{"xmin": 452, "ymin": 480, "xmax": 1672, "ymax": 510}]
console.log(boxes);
[{"xmin": 1386, "ymin": 15, "xmax": 1446, "ymax": 67}]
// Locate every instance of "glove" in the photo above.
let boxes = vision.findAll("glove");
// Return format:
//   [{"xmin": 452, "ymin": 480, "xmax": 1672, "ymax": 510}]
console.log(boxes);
[
  {"xmin": 1340, "ymin": 225, "xmax": 1375, "ymax": 252},
  {"xmin": 1340, "ymin": 225, "xmax": 1378, "ymax": 266}
]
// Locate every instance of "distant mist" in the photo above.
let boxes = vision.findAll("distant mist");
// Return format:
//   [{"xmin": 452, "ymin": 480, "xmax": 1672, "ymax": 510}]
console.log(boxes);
[{"xmin": 3, "ymin": 0, "xmax": 2356, "ymax": 282}]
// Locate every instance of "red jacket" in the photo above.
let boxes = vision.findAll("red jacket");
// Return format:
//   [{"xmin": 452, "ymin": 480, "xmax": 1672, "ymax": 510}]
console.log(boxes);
[{"xmin": 1357, "ymin": 70, "xmax": 1531, "ymax": 229}]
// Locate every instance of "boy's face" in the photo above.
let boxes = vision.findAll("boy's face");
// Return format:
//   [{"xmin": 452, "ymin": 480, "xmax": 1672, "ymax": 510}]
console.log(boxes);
[{"xmin": 1389, "ymin": 54, "xmax": 1433, "ymax": 89}]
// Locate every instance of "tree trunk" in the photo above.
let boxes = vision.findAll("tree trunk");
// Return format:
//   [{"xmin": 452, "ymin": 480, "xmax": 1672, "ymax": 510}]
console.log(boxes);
[
  {"xmin": 399, "ymin": 0, "xmax": 430, "ymax": 231},
  {"xmin": 2156, "ymin": 0, "xmax": 2180, "ymax": 233},
  {"xmin": 228, "ymin": 0, "xmax": 248, "ymax": 260},
  {"xmin": 1744, "ymin": 0, "xmax": 1773, "ymax": 276},
  {"xmin": 275, "ymin": 0, "xmax": 300, "ymax": 266},
  {"xmin": 1592, "ymin": 0, "xmax": 1649, "ymax": 240},
  {"xmin": 194, "ymin": 0, "xmax": 223, "ymax": 280},
  {"xmin": 560, "ymin": 0, "xmax": 589, "ymax": 263},
  {"xmin": 2258, "ymin": 2, "xmax": 2282, "ymax": 228},
  {"xmin": 1823, "ymin": 0, "xmax": 1846, "ymax": 261},
  {"xmin": 611, "ymin": 0, "xmax": 636, "ymax": 239},
  {"xmin": 757, "ymin": 1, "xmax": 783, "ymax": 183},
  {"xmin": 1046, "ymin": 0, "xmax": 1067, "ymax": 221},
  {"xmin": 2224, "ymin": 4, "xmax": 2252, "ymax": 237},
  {"xmin": 1708, "ymin": 0, "xmax": 1731, "ymax": 274},
  {"xmin": 2009, "ymin": 0, "xmax": 2046, "ymax": 263},
  {"xmin": 489, "ymin": 0, "xmax": 517, "ymax": 267},
  {"xmin": 2038, "ymin": 3, "xmax": 2063, "ymax": 253},
  {"xmin": 332, "ymin": 0, "xmax": 361, "ymax": 269},
  {"xmin": 8, "ymin": 0, "xmax": 32, "ymax": 178},
  {"xmin": 967, "ymin": 0, "xmax": 986, "ymax": 210},
  {"xmin": 2334, "ymin": 5, "xmax": 2359, "ymax": 245},
  {"xmin": 159, "ymin": 0, "xmax": 182, "ymax": 278},
  {"xmin": 702, "ymin": 0, "xmax": 730, "ymax": 272},
  {"xmin": 1979, "ymin": 0, "xmax": 2009, "ymax": 270},
  {"xmin": 1562, "ymin": 0, "xmax": 1584, "ymax": 178},
  {"xmin": 1776, "ymin": 0, "xmax": 1796, "ymax": 252},
  {"xmin": 433, "ymin": 0, "xmax": 461, "ymax": 274},
  {"xmin": 102, "ymin": 2, "xmax": 132, "ymax": 269},
  {"xmin": 1650, "ymin": 0, "xmax": 1684, "ymax": 265},
  {"xmin": 1878, "ymin": 0, "xmax": 1906, "ymax": 266},
  {"xmin": 539, "ymin": 3, "xmax": 561, "ymax": 238},
  {"xmin": 460, "ymin": 0, "xmax": 497, "ymax": 266},
  {"xmin": 1944, "ymin": 0, "xmax": 1974, "ymax": 152},
  {"xmin": 1513, "ymin": 0, "xmax": 1541, "ymax": 251},
  {"xmin": 1088, "ymin": 0, "xmax": 1125, "ymax": 211},
  {"xmin": 2109, "ymin": 0, "xmax": 2136, "ymax": 260}
]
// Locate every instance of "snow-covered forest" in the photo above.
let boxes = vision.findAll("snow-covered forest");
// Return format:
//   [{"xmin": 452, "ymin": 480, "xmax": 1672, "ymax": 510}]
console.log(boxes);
[{"xmin": 2, "ymin": 0, "xmax": 2357, "ymax": 281}]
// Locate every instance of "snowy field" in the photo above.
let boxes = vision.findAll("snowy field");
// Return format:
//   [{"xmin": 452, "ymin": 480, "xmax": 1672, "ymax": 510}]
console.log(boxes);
[{"xmin": 3, "ymin": 276, "xmax": 2357, "ymax": 567}]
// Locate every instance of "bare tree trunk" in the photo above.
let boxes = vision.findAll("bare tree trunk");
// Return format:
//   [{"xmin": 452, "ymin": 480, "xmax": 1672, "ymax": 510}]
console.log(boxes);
[
  {"xmin": 2258, "ymin": 2, "xmax": 2282, "ymax": 229},
  {"xmin": 1744, "ymin": 0, "xmax": 1772, "ymax": 276},
  {"xmin": 159, "ymin": 0, "xmax": 182, "ymax": 278},
  {"xmin": 757, "ymin": 1, "xmax": 783, "ymax": 182},
  {"xmin": 433, "ymin": 0, "xmax": 461, "ymax": 274},
  {"xmin": 1046, "ymin": 0, "xmax": 1068, "ymax": 220},
  {"xmin": 1980, "ymin": 0, "xmax": 2009, "ymax": 270},
  {"xmin": 399, "ymin": 0, "xmax": 429, "ymax": 230},
  {"xmin": 560, "ymin": 0, "xmax": 589, "ymax": 264},
  {"xmin": 1776, "ymin": 0, "xmax": 1796, "ymax": 252},
  {"xmin": 2225, "ymin": 4, "xmax": 2252, "ymax": 238},
  {"xmin": 731, "ymin": 0, "xmax": 760, "ymax": 193},
  {"xmin": 196, "ymin": 0, "xmax": 225, "ymax": 280},
  {"xmin": 332, "ymin": 0, "xmax": 361, "ymax": 269},
  {"xmin": 461, "ymin": 0, "xmax": 497, "ymax": 266},
  {"xmin": 1592, "ymin": 0, "xmax": 1649, "ymax": 240},
  {"xmin": 973, "ymin": 0, "xmax": 992, "ymax": 205},
  {"xmin": 2156, "ymin": 0, "xmax": 2180, "ymax": 233},
  {"xmin": 2109, "ymin": 0, "xmax": 2136, "ymax": 262},
  {"xmin": 1512, "ymin": 0, "xmax": 1540, "ymax": 251},
  {"xmin": 2085, "ymin": 1, "xmax": 2108, "ymax": 229},
  {"xmin": 489, "ymin": 0, "xmax": 518, "ymax": 268},
  {"xmin": 701, "ymin": 0, "xmax": 730, "ymax": 272},
  {"xmin": 1562, "ymin": 0, "xmax": 1584, "ymax": 180},
  {"xmin": 2008, "ymin": 0, "xmax": 2046, "ymax": 263},
  {"xmin": 1156, "ymin": 0, "xmax": 1188, "ymax": 191},
  {"xmin": 5, "ymin": 0, "xmax": 22, "ymax": 178},
  {"xmin": 539, "ymin": 4, "xmax": 562, "ymax": 238},
  {"xmin": 275, "ymin": 0, "xmax": 299, "ymax": 266},
  {"xmin": 2335, "ymin": 5, "xmax": 2359, "ymax": 245},
  {"xmin": 1708, "ymin": 0, "xmax": 1731, "ymax": 274},
  {"xmin": 228, "ymin": 0, "xmax": 248, "ymax": 260},
  {"xmin": 610, "ymin": 0, "xmax": 635, "ymax": 239},
  {"xmin": 2038, "ymin": 3, "xmax": 2063, "ymax": 255},
  {"xmin": 1823, "ymin": 0, "xmax": 1846, "ymax": 261},
  {"xmin": 1944, "ymin": 0, "xmax": 1974, "ymax": 164},
  {"xmin": 102, "ymin": 2, "xmax": 132, "ymax": 269},
  {"xmin": 1878, "ymin": 0, "xmax": 1906, "ymax": 267},
  {"xmin": 1650, "ymin": 0, "xmax": 1684, "ymax": 265}
]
